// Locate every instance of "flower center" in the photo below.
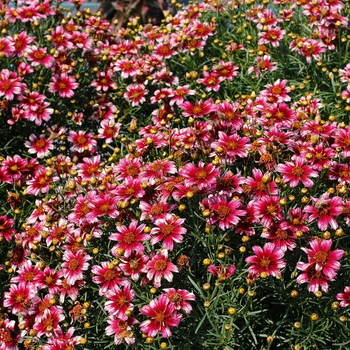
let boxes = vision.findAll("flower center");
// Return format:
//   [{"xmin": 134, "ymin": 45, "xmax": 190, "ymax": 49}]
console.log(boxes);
[
  {"xmin": 195, "ymin": 169, "xmax": 208, "ymax": 180},
  {"xmin": 35, "ymin": 139, "xmax": 47, "ymax": 149},
  {"xmin": 76, "ymin": 135, "xmax": 87, "ymax": 145},
  {"xmin": 259, "ymin": 257, "xmax": 271, "ymax": 268},
  {"xmin": 214, "ymin": 205, "xmax": 230, "ymax": 219},
  {"xmin": 24, "ymin": 271, "xmax": 35, "ymax": 282},
  {"xmin": 68, "ymin": 258, "xmax": 79, "ymax": 271},
  {"xmin": 266, "ymin": 205, "xmax": 277, "ymax": 215},
  {"xmin": 271, "ymin": 86, "xmax": 282, "ymax": 94},
  {"xmin": 154, "ymin": 311, "xmax": 165, "ymax": 323},
  {"xmin": 150, "ymin": 205, "xmax": 164, "ymax": 216},
  {"xmin": 161, "ymin": 224, "xmax": 174, "ymax": 236},
  {"xmin": 313, "ymin": 251, "xmax": 327, "ymax": 264},
  {"xmin": 291, "ymin": 166, "xmax": 304, "ymax": 177},
  {"xmin": 123, "ymin": 233, "xmax": 135, "ymax": 244},
  {"xmin": 154, "ymin": 259, "xmax": 167, "ymax": 271},
  {"xmin": 275, "ymin": 228, "xmax": 288, "ymax": 240},
  {"xmin": 103, "ymin": 269, "xmax": 116, "ymax": 281},
  {"xmin": 126, "ymin": 165, "xmax": 139, "ymax": 176}
]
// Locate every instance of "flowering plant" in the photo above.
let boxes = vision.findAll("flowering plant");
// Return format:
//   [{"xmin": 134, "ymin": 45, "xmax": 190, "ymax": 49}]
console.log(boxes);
[{"xmin": 1, "ymin": 0, "xmax": 350, "ymax": 349}]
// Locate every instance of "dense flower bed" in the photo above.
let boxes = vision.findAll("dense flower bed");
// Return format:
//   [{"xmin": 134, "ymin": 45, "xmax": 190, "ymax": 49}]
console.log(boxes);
[{"xmin": 1, "ymin": 0, "xmax": 350, "ymax": 349}]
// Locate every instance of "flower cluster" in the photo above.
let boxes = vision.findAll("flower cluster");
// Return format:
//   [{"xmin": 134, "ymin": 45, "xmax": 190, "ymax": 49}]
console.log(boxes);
[{"xmin": 1, "ymin": 0, "xmax": 350, "ymax": 349}]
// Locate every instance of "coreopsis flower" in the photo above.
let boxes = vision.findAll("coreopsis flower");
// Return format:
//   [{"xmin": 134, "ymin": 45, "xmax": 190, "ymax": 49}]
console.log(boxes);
[
  {"xmin": 303, "ymin": 192, "xmax": 343, "ymax": 231},
  {"xmin": 296, "ymin": 239, "xmax": 345, "ymax": 293},
  {"xmin": 210, "ymin": 131, "xmax": 250, "ymax": 160},
  {"xmin": 258, "ymin": 26, "xmax": 286, "ymax": 47},
  {"xmin": 61, "ymin": 249, "xmax": 92, "ymax": 285},
  {"xmin": 139, "ymin": 159, "xmax": 177, "ymax": 185},
  {"xmin": 261, "ymin": 79, "xmax": 291, "ymax": 103},
  {"xmin": 163, "ymin": 288, "xmax": 196, "ymax": 314},
  {"xmin": 201, "ymin": 195, "xmax": 246, "ymax": 230},
  {"xmin": 0, "ymin": 69, "xmax": 26, "ymax": 100},
  {"xmin": 2, "ymin": 155, "xmax": 29, "ymax": 182},
  {"xmin": 9, "ymin": 31, "xmax": 34, "ymax": 57},
  {"xmin": 339, "ymin": 63, "xmax": 350, "ymax": 83},
  {"xmin": 24, "ymin": 134, "xmax": 54, "ymax": 158},
  {"xmin": 276, "ymin": 158, "xmax": 318, "ymax": 188},
  {"xmin": 140, "ymin": 294, "xmax": 182, "ymax": 338},
  {"xmin": 197, "ymin": 71, "xmax": 224, "ymax": 92},
  {"xmin": 104, "ymin": 284, "xmax": 135, "ymax": 320},
  {"xmin": 153, "ymin": 40, "xmax": 178, "ymax": 59},
  {"xmin": 337, "ymin": 287, "xmax": 350, "ymax": 307},
  {"xmin": 208, "ymin": 264, "xmax": 236, "ymax": 281},
  {"xmin": 147, "ymin": 250, "xmax": 178, "ymax": 287},
  {"xmin": 114, "ymin": 156, "xmax": 144, "ymax": 181},
  {"xmin": 245, "ymin": 242, "xmax": 286, "ymax": 278},
  {"xmin": 92, "ymin": 261, "xmax": 129, "ymax": 296},
  {"xmin": 243, "ymin": 168, "xmax": 278, "ymax": 198},
  {"xmin": 150, "ymin": 213, "xmax": 187, "ymax": 251},
  {"xmin": 0, "ymin": 215, "xmax": 16, "ymax": 242},
  {"xmin": 112, "ymin": 176, "xmax": 146, "ymax": 202},
  {"xmin": 48, "ymin": 73, "xmax": 78, "ymax": 98},
  {"xmin": 169, "ymin": 85, "xmax": 196, "ymax": 106},
  {"xmin": 0, "ymin": 318, "xmax": 20, "ymax": 350},
  {"xmin": 109, "ymin": 221, "xmax": 149, "ymax": 257},
  {"xmin": 25, "ymin": 168, "xmax": 56, "ymax": 196},
  {"xmin": 113, "ymin": 58, "xmax": 138, "ymax": 78},
  {"xmin": 68, "ymin": 130, "xmax": 97, "ymax": 153},
  {"xmin": 282, "ymin": 207, "xmax": 309, "ymax": 234},
  {"xmin": 34, "ymin": 266, "xmax": 60, "ymax": 294},
  {"xmin": 0, "ymin": 37, "xmax": 14, "ymax": 57},
  {"xmin": 261, "ymin": 223, "xmax": 297, "ymax": 252},
  {"xmin": 139, "ymin": 199, "xmax": 176, "ymax": 221},
  {"xmin": 33, "ymin": 308, "xmax": 65, "ymax": 337},
  {"xmin": 179, "ymin": 98, "xmax": 215, "ymax": 118},
  {"xmin": 212, "ymin": 100, "xmax": 244, "ymax": 130},
  {"xmin": 10, "ymin": 259, "xmax": 40, "ymax": 287},
  {"xmin": 119, "ymin": 252, "xmax": 149, "ymax": 281},
  {"xmin": 26, "ymin": 45, "xmax": 55, "ymax": 68},
  {"xmin": 105, "ymin": 316, "xmax": 138, "ymax": 346},
  {"xmin": 333, "ymin": 126, "xmax": 350, "ymax": 158},
  {"xmin": 254, "ymin": 195, "xmax": 283, "ymax": 228},
  {"xmin": 235, "ymin": 201, "xmax": 259, "ymax": 236},
  {"xmin": 87, "ymin": 192, "xmax": 119, "ymax": 220},
  {"xmin": 3, "ymin": 281, "xmax": 36, "ymax": 313},
  {"xmin": 42, "ymin": 327, "xmax": 81, "ymax": 350},
  {"xmin": 91, "ymin": 70, "xmax": 117, "ymax": 92},
  {"xmin": 179, "ymin": 161, "xmax": 220, "ymax": 191},
  {"xmin": 248, "ymin": 55, "xmax": 278, "ymax": 78},
  {"xmin": 123, "ymin": 83, "xmax": 148, "ymax": 106}
]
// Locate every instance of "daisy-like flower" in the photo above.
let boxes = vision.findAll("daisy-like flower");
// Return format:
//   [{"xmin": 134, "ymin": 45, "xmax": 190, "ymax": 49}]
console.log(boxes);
[
  {"xmin": 210, "ymin": 131, "xmax": 250, "ymax": 160},
  {"xmin": 91, "ymin": 70, "xmax": 117, "ymax": 92},
  {"xmin": 163, "ymin": 288, "xmax": 196, "ymax": 314},
  {"xmin": 105, "ymin": 316, "xmax": 138, "ymax": 346},
  {"xmin": 68, "ymin": 130, "xmax": 96, "ymax": 153},
  {"xmin": 261, "ymin": 79, "xmax": 291, "ymax": 103},
  {"xmin": 140, "ymin": 159, "xmax": 177, "ymax": 185},
  {"xmin": 61, "ymin": 249, "xmax": 92, "ymax": 285},
  {"xmin": 245, "ymin": 242, "xmax": 286, "ymax": 278},
  {"xmin": 258, "ymin": 26, "xmax": 286, "ymax": 47},
  {"xmin": 113, "ymin": 176, "xmax": 146, "ymax": 202},
  {"xmin": 147, "ymin": 250, "xmax": 178, "ymax": 287},
  {"xmin": 150, "ymin": 213, "xmax": 187, "ymax": 251},
  {"xmin": 0, "ymin": 215, "xmax": 16, "ymax": 242},
  {"xmin": 123, "ymin": 83, "xmax": 148, "ymax": 107},
  {"xmin": 26, "ymin": 45, "xmax": 55, "ymax": 68},
  {"xmin": 276, "ymin": 158, "xmax": 318, "ymax": 188},
  {"xmin": 0, "ymin": 37, "xmax": 14, "ymax": 57},
  {"xmin": 104, "ymin": 284, "xmax": 135, "ymax": 320},
  {"xmin": 48, "ymin": 73, "xmax": 78, "ymax": 98},
  {"xmin": 113, "ymin": 58, "xmax": 138, "ymax": 79},
  {"xmin": 25, "ymin": 168, "xmax": 56, "ymax": 196},
  {"xmin": 169, "ymin": 85, "xmax": 196, "ymax": 106},
  {"xmin": 34, "ymin": 266, "xmax": 60, "ymax": 294},
  {"xmin": 33, "ymin": 308, "xmax": 65, "ymax": 337},
  {"xmin": 243, "ymin": 168, "xmax": 278, "ymax": 198},
  {"xmin": 261, "ymin": 223, "xmax": 297, "ymax": 252},
  {"xmin": 0, "ymin": 318, "xmax": 20, "ymax": 350},
  {"xmin": 24, "ymin": 134, "xmax": 54, "ymax": 158},
  {"xmin": 42, "ymin": 327, "xmax": 82, "ymax": 350},
  {"xmin": 296, "ymin": 239, "xmax": 344, "ymax": 293},
  {"xmin": 197, "ymin": 71, "xmax": 224, "ymax": 92},
  {"xmin": 208, "ymin": 264, "xmax": 236, "ymax": 281},
  {"xmin": 87, "ymin": 192, "xmax": 119, "ymax": 220},
  {"xmin": 179, "ymin": 161, "xmax": 220, "ymax": 191},
  {"xmin": 114, "ymin": 156, "xmax": 143, "ymax": 181},
  {"xmin": 3, "ymin": 281, "xmax": 36, "ymax": 313},
  {"xmin": 0, "ymin": 69, "xmax": 26, "ymax": 100},
  {"xmin": 254, "ymin": 195, "xmax": 282, "ymax": 228},
  {"xmin": 281, "ymin": 207, "xmax": 309, "ymax": 234},
  {"xmin": 303, "ymin": 192, "xmax": 343, "ymax": 231},
  {"xmin": 202, "ymin": 195, "xmax": 246, "ymax": 230},
  {"xmin": 248, "ymin": 55, "xmax": 278, "ymax": 78},
  {"xmin": 337, "ymin": 287, "xmax": 350, "ymax": 307},
  {"xmin": 109, "ymin": 221, "xmax": 149, "ymax": 257},
  {"xmin": 119, "ymin": 252, "xmax": 149, "ymax": 281},
  {"xmin": 91, "ymin": 261, "xmax": 129, "ymax": 296},
  {"xmin": 140, "ymin": 294, "xmax": 182, "ymax": 338},
  {"xmin": 179, "ymin": 98, "xmax": 214, "ymax": 118},
  {"xmin": 10, "ymin": 259, "xmax": 40, "ymax": 287},
  {"xmin": 97, "ymin": 119, "xmax": 121, "ymax": 144}
]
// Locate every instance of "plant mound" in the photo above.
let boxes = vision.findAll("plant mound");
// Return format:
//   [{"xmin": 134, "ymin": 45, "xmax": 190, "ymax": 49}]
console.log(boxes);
[{"xmin": 1, "ymin": 0, "xmax": 350, "ymax": 349}]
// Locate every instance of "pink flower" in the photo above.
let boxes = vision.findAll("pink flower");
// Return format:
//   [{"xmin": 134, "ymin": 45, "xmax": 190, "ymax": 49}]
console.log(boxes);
[
  {"xmin": 105, "ymin": 316, "xmax": 138, "ymax": 346},
  {"xmin": 258, "ymin": 27, "xmax": 286, "ymax": 47},
  {"xmin": 123, "ymin": 83, "xmax": 148, "ymax": 106},
  {"xmin": 245, "ymin": 242, "xmax": 286, "ymax": 278},
  {"xmin": 163, "ymin": 288, "xmax": 196, "ymax": 314},
  {"xmin": 208, "ymin": 264, "xmax": 236, "ymax": 281},
  {"xmin": 140, "ymin": 294, "xmax": 182, "ymax": 338},
  {"xmin": 119, "ymin": 252, "xmax": 149, "ymax": 281},
  {"xmin": 303, "ymin": 192, "xmax": 343, "ymax": 231},
  {"xmin": 91, "ymin": 261, "xmax": 129, "ymax": 296},
  {"xmin": 337, "ymin": 287, "xmax": 350, "ymax": 307},
  {"xmin": 179, "ymin": 161, "xmax": 220, "ymax": 191},
  {"xmin": 0, "ymin": 69, "xmax": 26, "ymax": 100},
  {"xmin": 0, "ymin": 215, "xmax": 16, "ymax": 242},
  {"xmin": 276, "ymin": 158, "xmax": 318, "ymax": 188},
  {"xmin": 3, "ymin": 281, "xmax": 36, "ymax": 313},
  {"xmin": 150, "ymin": 213, "xmax": 187, "ymax": 251},
  {"xmin": 104, "ymin": 284, "xmax": 135, "ymax": 320},
  {"xmin": 48, "ymin": 73, "xmax": 78, "ymax": 98},
  {"xmin": 261, "ymin": 223, "xmax": 297, "ymax": 252},
  {"xmin": 179, "ymin": 99, "xmax": 215, "ymax": 118},
  {"xmin": 24, "ymin": 134, "xmax": 54, "ymax": 158},
  {"xmin": 26, "ymin": 45, "xmax": 55, "ymax": 68},
  {"xmin": 33, "ymin": 308, "xmax": 65, "ymax": 337},
  {"xmin": 296, "ymin": 239, "xmax": 344, "ymax": 293},
  {"xmin": 244, "ymin": 168, "xmax": 278, "ymax": 198},
  {"xmin": 68, "ymin": 130, "xmax": 96, "ymax": 153},
  {"xmin": 61, "ymin": 249, "xmax": 92, "ymax": 285},
  {"xmin": 109, "ymin": 221, "xmax": 149, "ymax": 257},
  {"xmin": 254, "ymin": 195, "xmax": 282, "ymax": 228},
  {"xmin": 146, "ymin": 250, "xmax": 178, "ymax": 287},
  {"xmin": 197, "ymin": 71, "xmax": 224, "ymax": 92},
  {"xmin": 112, "ymin": 176, "xmax": 146, "ymax": 202}
]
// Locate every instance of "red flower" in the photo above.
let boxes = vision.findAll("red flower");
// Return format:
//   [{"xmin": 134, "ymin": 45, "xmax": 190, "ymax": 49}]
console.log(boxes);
[
  {"xmin": 150, "ymin": 213, "xmax": 187, "ymax": 251},
  {"xmin": 105, "ymin": 316, "xmax": 138, "ymax": 346},
  {"xmin": 48, "ymin": 73, "xmax": 78, "ymax": 98},
  {"xmin": 61, "ymin": 249, "xmax": 92, "ymax": 285},
  {"xmin": 3, "ymin": 281, "xmax": 36, "ymax": 313},
  {"xmin": 254, "ymin": 195, "xmax": 282, "ymax": 228},
  {"xmin": 0, "ymin": 215, "xmax": 16, "ymax": 242},
  {"xmin": 146, "ymin": 250, "xmax": 178, "ymax": 287},
  {"xmin": 179, "ymin": 99, "xmax": 215, "ymax": 118},
  {"xmin": 296, "ymin": 239, "xmax": 344, "ymax": 293},
  {"xmin": 337, "ymin": 286, "xmax": 350, "ymax": 307},
  {"xmin": 109, "ymin": 221, "xmax": 149, "ymax": 257},
  {"xmin": 245, "ymin": 242, "xmax": 286, "ymax": 278},
  {"xmin": 104, "ymin": 284, "xmax": 135, "ymax": 320},
  {"xmin": 208, "ymin": 264, "xmax": 236, "ymax": 281},
  {"xmin": 276, "ymin": 158, "xmax": 318, "ymax": 188},
  {"xmin": 163, "ymin": 288, "xmax": 196, "ymax": 314},
  {"xmin": 140, "ymin": 294, "xmax": 182, "ymax": 338},
  {"xmin": 179, "ymin": 161, "xmax": 220, "ymax": 191},
  {"xmin": 303, "ymin": 192, "xmax": 343, "ymax": 231}
]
